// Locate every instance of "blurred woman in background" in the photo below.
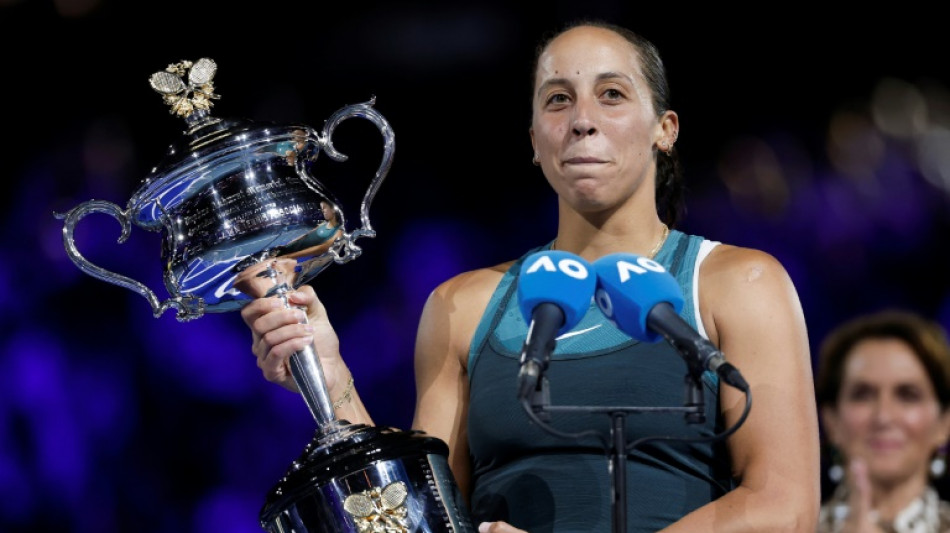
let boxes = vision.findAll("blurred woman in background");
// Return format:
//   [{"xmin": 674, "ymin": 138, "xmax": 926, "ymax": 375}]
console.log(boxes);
[{"xmin": 816, "ymin": 309, "xmax": 950, "ymax": 532}]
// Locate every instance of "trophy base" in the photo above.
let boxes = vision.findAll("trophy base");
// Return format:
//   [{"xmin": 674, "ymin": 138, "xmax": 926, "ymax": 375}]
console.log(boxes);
[{"xmin": 259, "ymin": 422, "xmax": 475, "ymax": 533}]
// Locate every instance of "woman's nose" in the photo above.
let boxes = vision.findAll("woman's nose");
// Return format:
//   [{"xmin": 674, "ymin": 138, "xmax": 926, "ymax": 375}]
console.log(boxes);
[
  {"xmin": 871, "ymin": 397, "xmax": 897, "ymax": 424},
  {"xmin": 572, "ymin": 120, "xmax": 597, "ymax": 136},
  {"xmin": 571, "ymin": 98, "xmax": 598, "ymax": 137}
]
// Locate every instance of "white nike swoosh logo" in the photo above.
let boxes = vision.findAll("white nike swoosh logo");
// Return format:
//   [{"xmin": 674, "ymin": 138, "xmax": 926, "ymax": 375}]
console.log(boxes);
[{"xmin": 556, "ymin": 324, "xmax": 601, "ymax": 341}]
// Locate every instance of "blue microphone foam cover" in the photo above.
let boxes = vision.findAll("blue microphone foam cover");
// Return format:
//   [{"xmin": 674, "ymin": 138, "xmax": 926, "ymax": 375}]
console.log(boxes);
[
  {"xmin": 517, "ymin": 250, "xmax": 596, "ymax": 336},
  {"xmin": 592, "ymin": 253, "xmax": 685, "ymax": 342}
]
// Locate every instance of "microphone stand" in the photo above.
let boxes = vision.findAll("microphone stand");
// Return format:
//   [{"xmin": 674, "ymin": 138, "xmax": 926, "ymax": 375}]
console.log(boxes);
[
  {"xmin": 523, "ymin": 375, "xmax": 707, "ymax": 533},
  {"xmin": 610, "ymin": 412, "xmax": 626, "ymax": 533}
]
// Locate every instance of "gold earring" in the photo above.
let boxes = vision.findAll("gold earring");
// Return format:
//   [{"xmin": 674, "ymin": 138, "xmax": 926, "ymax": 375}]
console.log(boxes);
[{"xmin": 659, "ymin": 140, "xmax": 674, "ymax": 156}]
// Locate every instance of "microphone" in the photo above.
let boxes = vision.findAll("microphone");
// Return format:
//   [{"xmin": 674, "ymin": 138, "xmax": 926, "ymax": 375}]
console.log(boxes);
[
  {"xmin": 516, "ymin": 250, "xmax": 597, "ymax": 400},
  {"xmin": 592, "ymin": 253, "xmax": 748, "ymax": 392}
]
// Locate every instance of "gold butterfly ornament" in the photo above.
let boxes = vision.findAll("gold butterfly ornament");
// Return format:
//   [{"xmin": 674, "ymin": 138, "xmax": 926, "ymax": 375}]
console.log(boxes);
[{"xmin": 342, "ymin": 481, "xmax": 410, "ymax": 533}]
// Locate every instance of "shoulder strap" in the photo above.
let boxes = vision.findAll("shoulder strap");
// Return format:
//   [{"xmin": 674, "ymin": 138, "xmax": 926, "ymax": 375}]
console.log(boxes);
[{"xmin": 467, "ymin": 243, "xmax": 549, "ymax": 376}]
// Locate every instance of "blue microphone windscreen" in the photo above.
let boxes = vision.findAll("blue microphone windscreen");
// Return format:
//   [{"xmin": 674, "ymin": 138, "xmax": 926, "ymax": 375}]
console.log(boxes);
[
  {"xmin": 592, "ymin": 253, "xmax": 684, "ymax": 342},
  {"xmin": 517, "ymin": 250, "xmax": 596, "ymax": 335}
]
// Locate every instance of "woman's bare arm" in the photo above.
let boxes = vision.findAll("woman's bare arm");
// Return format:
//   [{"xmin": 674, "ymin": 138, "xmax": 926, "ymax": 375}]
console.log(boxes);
[
  {"xmin": 411, "ymin": 265, "xmax": 507, "ymax": 499},
  {"xmin": 660, "ymin": 246, "xmax": 820, "ymax": 532}
]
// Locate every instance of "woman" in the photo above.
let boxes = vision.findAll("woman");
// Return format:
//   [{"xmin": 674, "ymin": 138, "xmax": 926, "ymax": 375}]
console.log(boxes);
[
  {"xmin": 240, "ymin": 20, "xmax": 820, "ymax": 532},
  {"xmin": 816, "ymin": 309, "xmax": 950, "ymax": 532}
]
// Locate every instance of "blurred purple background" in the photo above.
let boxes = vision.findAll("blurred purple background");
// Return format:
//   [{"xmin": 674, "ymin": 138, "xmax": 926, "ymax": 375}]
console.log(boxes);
[{"xmin": 3, "ymin": 1, "xmax": 950, "ymax": 532}]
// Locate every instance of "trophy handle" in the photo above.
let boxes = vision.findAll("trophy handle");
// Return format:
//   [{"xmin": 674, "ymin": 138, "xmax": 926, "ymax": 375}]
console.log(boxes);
[
  {"xmin": 317, "ymin": 96, "xmax": 395, "ymax": 244},
  {"xmin": 55, "ymin": 200, "xmax": 201, "ymax": 320}
]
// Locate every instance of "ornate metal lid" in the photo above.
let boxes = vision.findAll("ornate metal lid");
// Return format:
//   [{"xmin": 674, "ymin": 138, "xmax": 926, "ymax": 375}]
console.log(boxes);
[{"xmin": 128, "ymin": 58, "xmax": 317, "ymax": 229}]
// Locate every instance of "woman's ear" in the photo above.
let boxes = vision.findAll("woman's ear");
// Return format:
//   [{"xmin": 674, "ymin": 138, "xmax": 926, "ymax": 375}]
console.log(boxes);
[
  {"xmin": 657, "ymin": 110, "xmax": 679, "ymax": 146},
  {"xmin": 529, "ymin": 128, "xmax": 540, "ymax": 166},
  {"xmin": 820, "ymin": 405, "xmax": 842, "ymax": 448},
  {"xmin": 932, "ymin": 408, "xmax": 950, "ymax": 450}
]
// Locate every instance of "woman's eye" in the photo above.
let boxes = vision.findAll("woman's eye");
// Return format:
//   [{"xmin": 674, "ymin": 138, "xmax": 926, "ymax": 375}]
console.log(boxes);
[
  {"xmin": 844, "ymin": 385, "xmax": 874, "ymax": 402},
  {"xmin": 896, "ymin": 385, "xmax": 925, "ymax": 403},
  {"xmin": 546, "ymin": 93, "xmax": 569, "ymax": 105},
  {"xmin": 603, "ymin": 88, "xmax": 623, "ymax": 100}
]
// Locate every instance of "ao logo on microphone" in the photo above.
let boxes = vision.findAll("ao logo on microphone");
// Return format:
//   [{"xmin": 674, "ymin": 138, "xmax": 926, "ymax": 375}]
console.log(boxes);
[
  {"xmin": 594, "ymin": 255, "xmax": 668, "ymax": 320},
  {"xmin": 523, "ymin": 254, "xmax": 591, "ymax": 280},
  {"xmin": 517, "ymin": 250, "xmax": 596, "ymax": 338}
]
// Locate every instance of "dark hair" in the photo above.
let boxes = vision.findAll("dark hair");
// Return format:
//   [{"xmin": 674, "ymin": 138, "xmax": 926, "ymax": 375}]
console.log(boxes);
[
  {"xmin": 530, "ymin": 20, "xmax": 685, "ymax": 228},
  {"xmin": 815, "ymin": 309, "xmax": 950, "ymax": 410}
]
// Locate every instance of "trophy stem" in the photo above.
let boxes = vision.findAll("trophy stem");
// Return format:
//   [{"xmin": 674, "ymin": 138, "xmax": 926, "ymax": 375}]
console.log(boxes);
[
  {"xmin": 288, "ymin": 343, "xmax": 338, "ymax": 429},
  {"xmin": 261, "ymin": 273, "xmax": 338, "ymax": 430}
]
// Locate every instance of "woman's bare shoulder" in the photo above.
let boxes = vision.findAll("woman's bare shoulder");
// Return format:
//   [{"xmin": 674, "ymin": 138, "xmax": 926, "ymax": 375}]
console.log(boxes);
[
  {"xmin": 700, "ymin": 243, "xmax": 790, "ymax": 286},
  {"xmin": 430, "ymin": 260, "xmax": 515, "ymax": 302},
  {"xmin": 417, "ymin": 260, "xmax": 517, "ymax": 367},
  {"xmin": 698, "ymin": 242, "xmax": 803, "ymax": 345}
]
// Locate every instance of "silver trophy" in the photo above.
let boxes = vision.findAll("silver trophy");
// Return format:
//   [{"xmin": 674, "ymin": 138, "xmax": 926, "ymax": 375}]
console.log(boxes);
[{"xmin": 56, "ymin": 58, "xmax": 473, "ymax": 533}]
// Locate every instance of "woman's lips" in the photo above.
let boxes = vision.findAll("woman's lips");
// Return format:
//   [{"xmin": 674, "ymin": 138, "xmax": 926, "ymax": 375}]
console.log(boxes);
[
  {"xmin": 867, "ymin": 439, "xmax": 904, "ymax": 453},
  {"xmin": 564, "ymin": 157, "xmax": 605, "ymax": 164}
]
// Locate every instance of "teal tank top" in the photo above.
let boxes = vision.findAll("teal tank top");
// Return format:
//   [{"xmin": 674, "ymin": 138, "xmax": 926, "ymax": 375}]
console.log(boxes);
[{"xmin": 466, "ymin": 230, "xmax": 735, "ymax": 532}]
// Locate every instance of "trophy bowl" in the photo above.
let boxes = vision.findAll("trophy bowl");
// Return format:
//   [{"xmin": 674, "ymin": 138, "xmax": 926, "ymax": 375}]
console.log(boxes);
[
  {"xmin": 57, "ymin": 58, "xmax": 393, "ymax": 321},
  {"xmin": 55, "ymin": 58, "xmax": 475, "ymax": 533}
]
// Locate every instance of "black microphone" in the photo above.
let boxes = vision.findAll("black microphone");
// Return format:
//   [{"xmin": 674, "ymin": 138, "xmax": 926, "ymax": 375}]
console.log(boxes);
[
  {"xmin": 592, "ymin": 253, "xmax": 748, "ymax": 393},
  {"xmin": 516, "ymin": 250, "xmax": 597, "ymax": 400}
]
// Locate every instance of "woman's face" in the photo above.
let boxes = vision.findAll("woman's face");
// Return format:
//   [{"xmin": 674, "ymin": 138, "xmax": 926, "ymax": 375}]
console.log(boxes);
[
  {"xmin": 530, "ymin": 26, "xmax": 673, "ymax": 214},
  {"xmin": 823, "ymin": 338, "xmax": 950, "ymax": 486}
]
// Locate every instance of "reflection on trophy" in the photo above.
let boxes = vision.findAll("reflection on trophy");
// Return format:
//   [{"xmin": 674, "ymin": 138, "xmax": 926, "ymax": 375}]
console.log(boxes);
[{"xmin": 56, "ymin": 58, "xmax": 474, "ymax": 532}]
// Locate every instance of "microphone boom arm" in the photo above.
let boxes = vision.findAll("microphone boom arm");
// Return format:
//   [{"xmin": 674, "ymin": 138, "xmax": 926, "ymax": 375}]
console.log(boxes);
[{"xmin": 646, "ymin": 303, "xmax": 749, "ymax": 392}]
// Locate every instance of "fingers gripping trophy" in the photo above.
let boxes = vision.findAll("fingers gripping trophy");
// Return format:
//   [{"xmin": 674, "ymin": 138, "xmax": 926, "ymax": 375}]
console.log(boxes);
[{"xmin": 56, "ymin": 58, "xmax": 474, "ymax": 533}]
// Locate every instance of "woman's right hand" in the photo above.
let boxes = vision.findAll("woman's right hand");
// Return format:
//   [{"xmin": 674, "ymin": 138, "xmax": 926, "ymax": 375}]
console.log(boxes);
[
  {"xmin": 840, "ymin": 458, "xmax": 886, "ymax": 533},
  {"xmin": 236, "ymin": 260, "xmax": 348, "ymax": 394}
]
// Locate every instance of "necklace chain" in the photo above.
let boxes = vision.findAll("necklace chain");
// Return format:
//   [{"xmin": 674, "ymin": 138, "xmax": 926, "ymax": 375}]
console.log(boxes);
[
  {"xmin": 648, "ymin": 225, "xmax": 670, "ymax": 259},
  {"xmin": 551, "ymin": 224, "xmax": 670, "ymax": 259}
]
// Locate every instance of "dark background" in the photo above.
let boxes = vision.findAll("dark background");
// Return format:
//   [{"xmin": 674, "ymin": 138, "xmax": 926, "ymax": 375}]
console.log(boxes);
[{"xmin": 3, "ymin": 1, "xmax": 950, "ymax": 531}]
